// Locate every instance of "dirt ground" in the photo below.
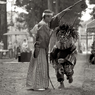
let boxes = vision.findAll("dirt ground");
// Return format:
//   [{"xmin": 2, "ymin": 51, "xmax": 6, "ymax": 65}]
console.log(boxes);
[{"xmin": 0, "ymin": 54, "xmax": 95, "ymax": 95}]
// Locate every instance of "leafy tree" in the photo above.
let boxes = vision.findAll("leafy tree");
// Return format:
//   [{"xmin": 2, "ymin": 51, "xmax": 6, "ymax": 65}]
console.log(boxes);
[
  {"xmin": 58, "ymin": 0, "xmax": 87, "ymax": 30},
  {"xmin": 15, "ymin": 0, "xmax": 87, "ymax": 31},
  {"xmin": 15, "ymin": 0, "xmax": 48, "ymax": 31}
]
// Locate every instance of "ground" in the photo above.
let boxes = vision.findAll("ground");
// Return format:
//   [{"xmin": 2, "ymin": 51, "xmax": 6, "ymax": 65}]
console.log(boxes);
[{"xmin": 0, "ymin": 53, "xmax": 95, "ymax": 95}]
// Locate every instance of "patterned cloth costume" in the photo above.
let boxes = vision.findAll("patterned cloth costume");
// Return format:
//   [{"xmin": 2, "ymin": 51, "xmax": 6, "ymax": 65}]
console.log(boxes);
[
  {"xmin": 50, "ymin": 24, "xmax": 78, "ymax": 86},
  {"xmin": 89, "ymin": 41, "xmax": 95, "ymax": 64}
]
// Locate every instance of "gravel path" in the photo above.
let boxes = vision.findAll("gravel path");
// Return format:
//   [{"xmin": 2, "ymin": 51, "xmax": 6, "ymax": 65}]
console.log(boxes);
[{"xmin": 0, "ymin": 54, "xmax": 95, "ymax": 95}]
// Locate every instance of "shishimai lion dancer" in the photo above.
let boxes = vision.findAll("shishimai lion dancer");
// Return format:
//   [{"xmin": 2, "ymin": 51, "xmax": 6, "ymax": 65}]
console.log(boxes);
[{"xmin": 50, "ymin": 23, "xmax": 79, "ymax": 89}]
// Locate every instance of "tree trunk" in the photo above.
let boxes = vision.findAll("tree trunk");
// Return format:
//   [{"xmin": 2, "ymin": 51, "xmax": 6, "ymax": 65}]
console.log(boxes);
[
  {"xmin": 48, "ymin": 0, "xmax": 53, "ymax": 11},
  {"xmin": 0, "ymin": 0, "xmax": 7, "ymax": 49},
  {"xmin": 55, "ymin": 0, "xmax": 59, "ymax": 14}
]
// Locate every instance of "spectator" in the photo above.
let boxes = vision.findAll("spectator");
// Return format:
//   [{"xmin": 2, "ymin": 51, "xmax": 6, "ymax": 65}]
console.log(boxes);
[
  {"xmin": 0, "ymin": 41, "xmax": 4, "ymax": 50},
  {"xmin": 21, "ymin": 39, "xmax": 29, "ymax": 62},
  {"xmin": 8, "ymin": 42, "xmax": 13, "ymax": 58},
  {"xmin": 21, "ymin": 39, "xmax": 29, "ymax": 53}
]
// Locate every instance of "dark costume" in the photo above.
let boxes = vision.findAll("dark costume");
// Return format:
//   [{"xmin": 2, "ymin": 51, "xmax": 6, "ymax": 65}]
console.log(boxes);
[
  {"xmin": 50, "ymin": 24, "xmax": 78, "ymax": 86},
  {"xmin": 89, "ymin": 41, "xmax": 95, "ymax": 64}
]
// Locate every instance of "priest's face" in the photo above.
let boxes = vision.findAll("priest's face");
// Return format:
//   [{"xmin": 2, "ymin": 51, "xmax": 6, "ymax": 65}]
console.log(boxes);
[{"xmin": 45, "ymin": 15, "xmax": 52, "ymax": 23}]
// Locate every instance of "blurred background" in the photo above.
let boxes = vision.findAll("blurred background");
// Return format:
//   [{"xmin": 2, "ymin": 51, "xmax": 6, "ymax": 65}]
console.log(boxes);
[{"xmin": 0, "ymin": 0, "xmax": 95, "ymax": 59}]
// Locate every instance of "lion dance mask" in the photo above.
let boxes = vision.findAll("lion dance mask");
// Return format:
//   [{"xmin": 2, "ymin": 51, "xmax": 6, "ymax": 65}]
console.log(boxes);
[{"xmin": 50, "ymin": 23, "xmax": 79, "ymax": 88}]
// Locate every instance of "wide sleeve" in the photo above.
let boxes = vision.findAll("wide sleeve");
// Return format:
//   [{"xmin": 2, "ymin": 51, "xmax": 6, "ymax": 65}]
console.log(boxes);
[
  {"xmin": 30, "ymin": 24, "xmax": 38, "ymax": 34},
  {"xmin": 50, "ymin": 16, "xmax": 59, "ymax": 29},
  {"xmin": 34, "ymin": 25, "xmax": 43, "ymax": 48},
  {"xmin": 50, "ymin": 8, "xmax": 69, "ymax": 29}
]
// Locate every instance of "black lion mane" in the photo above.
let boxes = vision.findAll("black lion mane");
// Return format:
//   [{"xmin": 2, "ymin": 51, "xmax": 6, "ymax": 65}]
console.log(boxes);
[{"xmin": 56, "ymin": 23, "xmax": 79, "ymax": 40}]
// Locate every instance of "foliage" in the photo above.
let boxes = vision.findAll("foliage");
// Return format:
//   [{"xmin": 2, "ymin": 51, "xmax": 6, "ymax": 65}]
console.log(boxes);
[
  {"xmin": 15, "ymin": 0, "xmax": 87, "ymax": 30},
  {"xmin": 59, "ymin": 0, "xmax": 87, "ymax": 29},
  {"xmin": 15, "ymin": 0, "xmax": 48, "ymax": 30}
]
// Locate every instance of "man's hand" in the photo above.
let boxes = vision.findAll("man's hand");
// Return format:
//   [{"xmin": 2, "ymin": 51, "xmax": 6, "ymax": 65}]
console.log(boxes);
[{"xmin": 34, "ymin": 47, "xmax": 40, "ymax": 58}]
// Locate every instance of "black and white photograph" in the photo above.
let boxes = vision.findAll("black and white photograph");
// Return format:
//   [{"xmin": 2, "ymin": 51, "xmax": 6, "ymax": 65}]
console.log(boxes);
[{"xmin": 0, "ymin": 0, "xmax": 95, "ymax": 95}]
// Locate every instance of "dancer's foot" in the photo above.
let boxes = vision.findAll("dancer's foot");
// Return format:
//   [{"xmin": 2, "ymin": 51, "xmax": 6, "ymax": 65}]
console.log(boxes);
[
  {"xmin": 58, "ymin": 81, "xmax": 64, "ymax": 89},
  {"xmin": 68, "ymin": 76, "xmax": 73, "ymax": 83},
  {"xmin": 45, "ymin": 88, "xmax": 51, "ymax": 90}
]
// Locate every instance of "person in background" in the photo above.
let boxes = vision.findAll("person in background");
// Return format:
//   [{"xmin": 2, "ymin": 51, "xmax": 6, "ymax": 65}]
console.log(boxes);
[
  {"xmin": 17, "ymin": 45, "xmax": 21, "ymax": 62},
  {"xmin": 8, "ymin": 42, "xmax": 13, "ymax": 58},
  {"xmin": 89, "ymin": 41, "xmax": 95, "ymax": 64},
  {"xmin": 21, "ymin": 39, "xmax": 29, "ymax": 62},
  {"xmin": 0, "ymin": 41, "xmax": 4, "ymax": 59},
  {"xmin": 21, "ymin": 39, "xmax": 29, "ymax": 53},
  {"xmin": 0, "ymin": 41, "xmax": 4, "ymax": 50}
]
